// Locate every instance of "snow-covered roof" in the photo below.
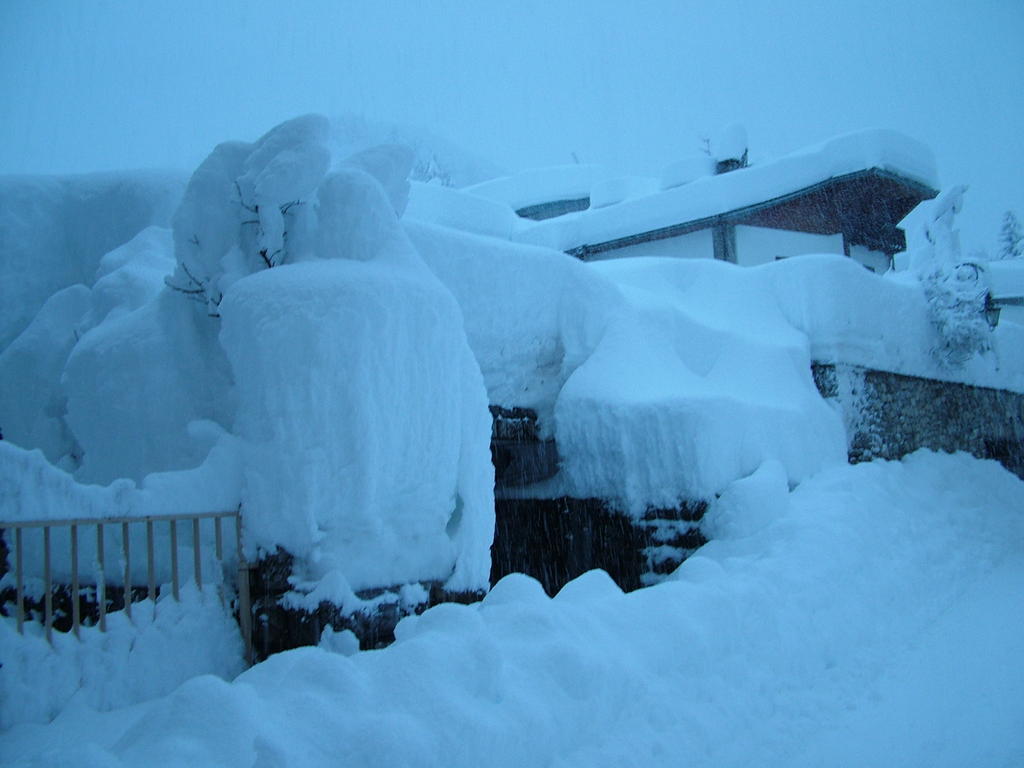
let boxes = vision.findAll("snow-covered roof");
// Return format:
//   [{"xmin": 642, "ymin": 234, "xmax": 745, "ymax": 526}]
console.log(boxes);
[
  {"xmin": 506, "ymin": 129, "xmax": 937, "ymax": 252},
  {"xmin": 981, "ymin": 259, "xmax": 1024, "ymax": 300},
  {"xmin": 465, "ymin": 164, "xmax": 605, "ymax": 210}
]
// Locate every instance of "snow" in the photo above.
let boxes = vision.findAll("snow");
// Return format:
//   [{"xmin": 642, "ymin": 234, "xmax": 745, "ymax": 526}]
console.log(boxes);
[
  {"xmin": 733, "ymin": 225, "xmax": 844, "ymax": 266},
  {"xmin": 981, "ymin": 257, "xmax": 1024, "ymax": 301},
  {"xmin": 0, "ymin": 438, "xmax": 243, "ymax": 528},
  {"xmin": 556, "ymin": 257, "xmax": 847, "ymax": 507},
  {"xmin": 409, "ymin": 220, "xmax": 1023, "ymax": 508},
  {"xmin": 2, "ymin": 111, "xmax": 1023, "ymax": 765},
  {"xmin": 324, "ymin": 112, "xmax": 505, "ymax": 189},
  {"xmin": 0, "ymin": 170, "xmax": 186, "ymax": 351},
  {"xmin": 0, "ymin": 286, "xmax": 91, "ymax": 466},
  {"xmin": 711, "ymin": 122, "xmax": 748, "ymax": 163},
  {"xmin": 0, "ymin": 586, "xmax": 244, "ymax": 730},
  {"xmin": 512, "ymin": 129, "xmax": 938, "ymax": 252},
  {"xmin": 219, "ymin": 259, "xmax": 494, "ymax": 592},
  {"xmin": 1, "ymin": 114, "xmax": 495, "ymax": 605},
  {"xmin": 406, "ymin": 219, "xmax": 619, "ymax": 433},
  {"xmin": 465, "ymin": 164, "xmax": 604, "ymax": 211},
  {"xmin": 405, "ymin": 181, "xmax": 520, "ymax": 239},
  {"xmin": 64, "ymin": 286, "xmax": 234, "ymax": 485},
  {"xmin": 4, "ymin": 451, "xmax": 1022, "ymax": 766},
  {"xmin": 658, "ymin": 154, "xmax": 715, "ymax": 190}
]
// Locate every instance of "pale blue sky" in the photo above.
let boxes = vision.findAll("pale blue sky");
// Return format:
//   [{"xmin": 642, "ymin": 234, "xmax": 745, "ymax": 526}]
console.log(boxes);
[{"xmin": 2, "ymin": 0, "xmax": 1021, "ymax": 252}]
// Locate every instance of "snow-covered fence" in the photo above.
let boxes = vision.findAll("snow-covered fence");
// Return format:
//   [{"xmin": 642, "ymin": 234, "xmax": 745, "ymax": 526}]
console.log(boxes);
[{"xmin": 1, "ymin": 510, "xmax": 252, "ymax": 660}]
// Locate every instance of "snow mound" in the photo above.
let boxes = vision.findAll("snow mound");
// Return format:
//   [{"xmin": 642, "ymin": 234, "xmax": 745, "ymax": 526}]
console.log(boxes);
[
  {"xmin": 0, "ymin": 170, "xmax": 186, "ymax": 351},
  {"xmin": 557, "ymin": 257, "xmax": 846, "ymax": 508},
  {"xmin": 405, "ymin": 181, "xmax": 518, "ymax": 239},
  {"xmin": 220, "ymin": 259, "xmax": 494, "ymax": 592},
  {"xmin": 220, "ymin": 163, "xmax": 494, "ymax": 592},
  {"xmin": 407, "ymin": 220, "xmax": 620, "ymax": 433},
  {"xmin": 326, "ymin": 112, "xmax": 504, "ymax": 189},
  {"xmin": 6, "ymin": 452, "xmax": 1021, "ymax": 766},
  {"xmin": 0, "ymin": 586, "xmax": 244, "ymax": 730}
]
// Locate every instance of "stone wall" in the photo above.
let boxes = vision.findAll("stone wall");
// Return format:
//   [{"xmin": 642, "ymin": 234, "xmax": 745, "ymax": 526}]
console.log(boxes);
[
  {"xmin": 234, "ymin": 368, "xmax": 1024, "ymax": 656},
  {"xmin": 812, "ymin": 362, "xmax": 1024, "ymax": 476},
  {"xmin": 490, "ymin": 497, "xmax": 706, "ymax": 596}
]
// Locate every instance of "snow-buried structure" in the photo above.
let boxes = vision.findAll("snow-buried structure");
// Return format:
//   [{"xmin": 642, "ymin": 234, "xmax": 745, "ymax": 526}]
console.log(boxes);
[{"xmin": 3, "ymin": 118, "xmax": 1024, "ymax": 656}]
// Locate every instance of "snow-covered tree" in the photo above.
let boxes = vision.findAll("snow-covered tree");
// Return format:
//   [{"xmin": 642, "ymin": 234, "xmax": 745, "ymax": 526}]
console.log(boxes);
[
  {"xmin": 166, "ymin": 114, "xmax": 414, "ymax": 316},
  {"xmin": 920, "ymin": 262, "xmax": 990, "ymax": 367},
  {"xmin": 902, "ymin": 186, "xmax": 991, "ymax": 367},
  {"xmin": 997, "ymin": 210, "xmax": 1023, "ymax": 260}
]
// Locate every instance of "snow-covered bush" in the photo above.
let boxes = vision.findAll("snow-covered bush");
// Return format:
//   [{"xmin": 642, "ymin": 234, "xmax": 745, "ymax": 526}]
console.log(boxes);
[
  {"xmin": 167, "ymin": 114, "xmax": 332, "ymax": 315},
  {"xmin": 998, "ymin": 210, "xmax": 1023, "ymax": 260},
  {"xmin": 901, "ymin": 185, "xmax": 992, "ymax": 367},
  {"xmin": 920, "ymin": 262, "xmax": 990, "ymax": 367}
]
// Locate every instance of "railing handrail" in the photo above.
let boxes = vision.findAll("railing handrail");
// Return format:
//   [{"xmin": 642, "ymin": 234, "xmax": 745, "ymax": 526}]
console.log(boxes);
[
  {"xmin": 0, "ymin": 509, "xmax": 240, "ymax": 529},
  {"xmin": 2, "ymin": 508, "xmax": 252, "ymax": 664}
]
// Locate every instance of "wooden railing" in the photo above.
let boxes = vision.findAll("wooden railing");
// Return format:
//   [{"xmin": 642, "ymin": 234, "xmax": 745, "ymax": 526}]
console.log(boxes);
[{"xmin": 1, "ymin": 511, "xmax": 252, "ymax": 662}]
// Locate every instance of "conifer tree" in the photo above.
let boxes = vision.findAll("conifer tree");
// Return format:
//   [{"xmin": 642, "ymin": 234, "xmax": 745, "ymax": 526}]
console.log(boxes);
[{"xmin": 998, "ymin": 210, "xmax": 1023, "ymax": 260}]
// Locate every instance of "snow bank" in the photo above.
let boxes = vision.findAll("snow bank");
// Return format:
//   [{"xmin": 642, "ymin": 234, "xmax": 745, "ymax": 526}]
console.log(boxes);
[
  {"xmin": 0, "ymin": 170, "xmax": 186, "ymax": 351},
  {"xmin": 0, "ymin": 438, "xmax": 243, "ymax": 526},
  {"xmin": 220, "ymin": 259, "xmax": 493, "ymax": 592},
  {"xmin": 0, "ymin": 586, "xmax": 244, "ymax": 730},
  {"xmin": 558, "ymin": 257, "xmax": 846, "ymax": 507},
  {"xmin": 326, "ymin": 112, "xmax": 504, "ymax": 188},
  {"xmin": 63, "ymin": 284, "xmax": 235, "ymax": 484},
  {"xmin": 0, "ymin": 286, "xmax": 91, "ymax": 466},
  {"xmin": 2, "ymin": 114, "xmax": 495, "ymax": 600},
  {"xmin": 514, "ymin": 129, "xmax": 938, "ymax": 251},
  {"xmin": 405, "ymin": 181, "xmax": 518, "ymax": 239},
  {"xmin": 219, "ymin": 164, "xmax": 494, "ymax": 592},
  {"xmin": 6, "ymin": 452, "xmax": 1021, "ymax": 765},
  {"xmin": 406, "ymin": 220, "xmax": 620, "ymax": 432},
  {"xmin": 767, "ymin": 254, "xmax": 1024, "ymax": 391}
]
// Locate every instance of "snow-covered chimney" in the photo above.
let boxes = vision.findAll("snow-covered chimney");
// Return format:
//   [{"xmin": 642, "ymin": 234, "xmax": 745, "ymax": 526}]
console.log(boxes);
[{"xmin": 711, "ymin": 123, "xmax": 748, "ymax": 174}]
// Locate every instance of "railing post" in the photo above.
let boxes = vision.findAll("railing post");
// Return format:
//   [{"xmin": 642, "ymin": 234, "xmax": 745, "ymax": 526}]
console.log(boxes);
[
  {"xmin": 15, "ymin": 528, "xmax": 23, "ymax": 635},
  {"xmin": 235, "ymin": 514, "xmax": 252, "ymax": 664},
  {"xmin": 96, "ymin": 523, "xmax": 106, "ymax": 632},
  {"xmin": 43, "ymin": 527, "xmax": 52, "ymax": 643},
  {"xmin": 70, "ymin": 523, "xmax": 80, "ymax": 637},
  {"xmin": 4, "ymin": 512, "xmax": 247, "ymax": 649},
  {"xmin": 146, "ymin": 519, "xmax": 156, "ymax": 603},
  {"xmin": 122, "ymin": 521, "xmax": 132, "ymax": 620},
  {"xmin": 192, "ymin": 517, "xmax": 202, "ymax": 590}
]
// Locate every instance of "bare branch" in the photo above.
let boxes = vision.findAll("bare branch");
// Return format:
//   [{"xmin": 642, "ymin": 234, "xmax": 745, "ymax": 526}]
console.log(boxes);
[{"xmin": 234, "ymin": 181, "xmax": 258, "ymax": 213}]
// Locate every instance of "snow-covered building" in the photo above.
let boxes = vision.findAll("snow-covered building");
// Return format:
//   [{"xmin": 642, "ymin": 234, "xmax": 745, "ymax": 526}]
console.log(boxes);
[
  {"xmin": 979, "ymin": 259, "xmax": 1024, "ymax": 326},
  {"xmin": 462, "ymin": 129, "xmax": 938, "ymax": 273}
]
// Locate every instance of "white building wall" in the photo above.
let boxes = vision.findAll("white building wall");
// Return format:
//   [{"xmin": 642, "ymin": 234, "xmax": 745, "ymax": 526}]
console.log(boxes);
[
  {"xmin": 734, "ymin": 225, "xmax": 844, "ymax": 266},
  {"xmin": 591, "ymin": 228, "xmax": 714, "ymax": 262},
  {"xmin": 849, "ymin": 244, "xmax": 892, "ymax": 273}
]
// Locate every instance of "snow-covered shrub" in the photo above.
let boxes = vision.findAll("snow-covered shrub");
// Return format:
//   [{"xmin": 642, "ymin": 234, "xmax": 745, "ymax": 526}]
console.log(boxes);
[
  {"xmin": 900, "ymin": 185, "xmax": 992, "ymax": 367},
  {"xmin": 919, "ymin": 262, "xmax": 990, "ymax": 367},
  {"xmin": 219, "ymin": 152, "xmax": 495, "ymax": 593},
  {"xmin": 998, "ymin": 210, "xmax": 1023, "ymax": 260},
  {"xmin": 167, "ymin": 115, "xmax": 332, "ymax": 315}
]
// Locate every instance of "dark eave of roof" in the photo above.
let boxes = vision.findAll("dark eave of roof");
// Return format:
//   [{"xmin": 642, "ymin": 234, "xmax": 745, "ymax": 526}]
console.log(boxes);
[
  {"xmin": 567, "ymin": 168, "xmax": 938, "ymax": 260},
  {"xmin": 516, "ymin": 197, "xmax": 591, "ymax": 221}
]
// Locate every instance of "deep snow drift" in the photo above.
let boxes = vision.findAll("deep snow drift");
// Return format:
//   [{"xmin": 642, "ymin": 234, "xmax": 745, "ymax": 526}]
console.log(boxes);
[
  {"xmin": 3, "ymin": 451, "xmax": 1021, "ymax": 766},
  {"xmin": 3, "ymin": 114, "xmax": 1024, "ymax": 765},
  {"xmin": 0, "ymin": 114, "xmax": 498, "ymax": 598}
]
